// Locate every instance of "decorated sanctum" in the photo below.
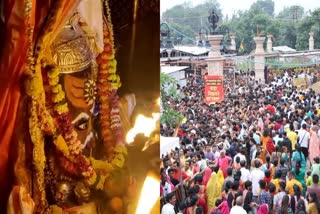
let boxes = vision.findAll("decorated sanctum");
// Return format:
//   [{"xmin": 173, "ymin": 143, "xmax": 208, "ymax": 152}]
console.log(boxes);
[{"xmin": 0, "ymin": 0, "xmax": 159, "ymax": 213}]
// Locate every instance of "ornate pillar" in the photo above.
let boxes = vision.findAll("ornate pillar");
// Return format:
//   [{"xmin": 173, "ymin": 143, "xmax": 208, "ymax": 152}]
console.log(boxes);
[
  {"xmin": 254, "ymin": 37, "xmax": 266, "ymax": 83},
  {"xmin": 167, "ymin": 49, "xmax": 172, "ymax": 59},
  {"xmin": 206, "ymin": 35, "xmax": 225, "ymax": 76},
  {"xmin": 230, "ymin": 35, "xmax": 236, "ymax": 51},
  {"xmin": 267, "ymin": 35, "xmax": 273, "ymax": 53},
  {"xmin": 309, "ymin": 32, "xmax": 314, "ymax": 51}
]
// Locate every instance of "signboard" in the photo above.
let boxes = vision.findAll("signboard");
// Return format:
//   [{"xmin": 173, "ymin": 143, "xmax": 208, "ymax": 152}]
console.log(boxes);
[{"xmin": 204, "ymin": 75, "xmax": 224, "ymax": 104}]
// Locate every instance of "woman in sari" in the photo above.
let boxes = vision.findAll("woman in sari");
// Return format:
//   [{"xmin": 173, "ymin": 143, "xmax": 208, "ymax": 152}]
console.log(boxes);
[
  {"xmin": 206, "ymin": 171, "xmax": 222, "ymax": 211},
  {"xmin": 309, "ymin": 125, "xmax": 320, "ymax": 164},
  {"xmin": 293, "ymin": 159, "xmax": 306, "ymax": 195},
  {"xmin": 257, "ymin": 204, "xmax": 269, "ymax": 214},
  {"xmin": 202, "ymin": 167, "xmax": 212, "ymax": 186},
  {"xmin": 292, "ymin": 144, "xmax": 306, "ymax": 171},
  {"xmin": 216, "ymin": 167, "xmax": 225, "ymax": 192},
  {"xmin": 260, "ymin": 129, "xmax": 271, "ymax": 163}
]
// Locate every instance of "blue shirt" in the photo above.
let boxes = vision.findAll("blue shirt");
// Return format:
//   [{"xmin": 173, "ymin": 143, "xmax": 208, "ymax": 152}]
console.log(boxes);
[{"xmin": 259, "ymin": 190, "xmax": 271, "ymax": 206}]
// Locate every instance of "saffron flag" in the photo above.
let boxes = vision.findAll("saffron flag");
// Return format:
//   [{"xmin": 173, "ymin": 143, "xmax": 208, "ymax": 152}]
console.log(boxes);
[{"xmin": 239, "ymin": 39, "xmax": 244, "ymax": 52}]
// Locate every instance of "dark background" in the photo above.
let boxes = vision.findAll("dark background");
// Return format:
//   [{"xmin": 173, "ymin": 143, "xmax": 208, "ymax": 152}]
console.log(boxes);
[
  {"xmin": 109, "ymin": 0, "xmax": 160, "ymax": 100},
  {"xmin": 109, "ymin": 0, "xmax": 160, "ymax": 212}
]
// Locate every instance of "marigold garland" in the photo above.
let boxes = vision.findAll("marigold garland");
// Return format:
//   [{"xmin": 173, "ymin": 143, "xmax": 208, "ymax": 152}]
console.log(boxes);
[
  {"xmin": 25, "ymin": 1, "xmax": 129, "ymax": 210},
  {"xmin": 96, "ymin": 21, "xmax": 123, "ymax": 149}
]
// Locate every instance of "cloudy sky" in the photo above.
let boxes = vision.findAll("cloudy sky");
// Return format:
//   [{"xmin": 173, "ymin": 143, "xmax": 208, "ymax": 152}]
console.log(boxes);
[{"xmin": 160, "ymin": 0, "xmax": 319, "ymax": 17}]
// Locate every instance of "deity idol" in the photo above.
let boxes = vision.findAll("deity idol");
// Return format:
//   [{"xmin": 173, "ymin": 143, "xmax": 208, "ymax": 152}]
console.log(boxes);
[{"xmin": 1, "ymin": 0, "xmax": 136, "ymax": 213}]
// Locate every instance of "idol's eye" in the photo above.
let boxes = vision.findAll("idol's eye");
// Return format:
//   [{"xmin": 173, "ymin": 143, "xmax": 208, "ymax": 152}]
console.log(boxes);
[
  {"xmin": 72, "ymin": 112, "xmax": 90, "ymax": 131},
  {"xmin": 75, "ymin": 118, "xmax": 89, "ymax": 131}
]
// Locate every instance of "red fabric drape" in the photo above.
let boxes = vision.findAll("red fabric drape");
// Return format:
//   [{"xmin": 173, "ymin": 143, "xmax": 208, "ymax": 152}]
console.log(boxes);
[{"xmin": 0, "ymin": 0, "xmax": 79, "ymax": 210}]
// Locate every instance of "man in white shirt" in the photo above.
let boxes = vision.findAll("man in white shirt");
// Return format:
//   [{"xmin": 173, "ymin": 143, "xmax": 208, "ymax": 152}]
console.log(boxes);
[
  {"xmin": 240, "ymin": 160, "xmax": 250, "ymax": 182},
  {"xmin": 298, "ymin": 123, "xmax": 310, "ymax": 159},
  {"xmin": 233, "ymin": 148, "xmax": 246, "ymax": 163},
  {"xmin": 252, "ymin": 128, "xmax": 261, "ymax": 145},
  {"xmin": 212, "ymin": 145, "xmax": 220, "ymax": 160},
  {"xmin": 230, "ymin": 196, "xmax": 246, "ymax": 214},
  {"xmin": 250, "ymin": 160, "xmax": 265, "ymax": 202},
  {"xmin": 273, "ymin": 132, "xmax": 283, "ymax": 147},
  {"xmin": 161, "ymin": 192, "xmax": 176, "ymax": 214}
]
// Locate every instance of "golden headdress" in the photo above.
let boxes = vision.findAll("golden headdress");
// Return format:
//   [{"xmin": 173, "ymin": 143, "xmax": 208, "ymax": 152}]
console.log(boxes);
[{"xmin": 51, "ymin": 13, "xmax": 94, "ymax": 74}]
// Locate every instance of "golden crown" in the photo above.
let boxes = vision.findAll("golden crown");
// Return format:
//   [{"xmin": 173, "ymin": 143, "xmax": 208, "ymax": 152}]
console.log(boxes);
[{"xmin": 51, "ymin": 13, "xmax": 93, "ymax": 74}]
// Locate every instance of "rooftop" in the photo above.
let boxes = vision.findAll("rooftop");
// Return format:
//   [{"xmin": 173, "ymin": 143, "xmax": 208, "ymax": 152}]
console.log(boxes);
[{"xmin": 160, "ymin": 66, "xmax": 189, "ymax": 74}]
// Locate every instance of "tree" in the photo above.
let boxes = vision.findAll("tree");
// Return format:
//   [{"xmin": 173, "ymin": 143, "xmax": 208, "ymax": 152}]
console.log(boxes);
[
  {"xmin": 276, "ymin": 21, "xmax": 297, "ymax": 48},
  {"xmin": 160, "ymin": 73, "xmax": 183, "ymax": 129},
  {"xmin": 251, "ymin": 0, "xmax": 275, "ymax": 17},
  {"xmin": 168, "ymin": 22, "xmax": 195, "ymax": 44},
  {"xmin": 277, "ymin": 5, "xmax": 304, "ymax": 20},
  {"xmin": 161, "ymin": 0, "xmax": 222, "ymax": 44},
  {"xmin": 161, "ymin": 0, "xmax": 319, "ymax": 52},
  {"xmin": 296, "ymin": 9, "xmax": 320, "ymax": 50}
]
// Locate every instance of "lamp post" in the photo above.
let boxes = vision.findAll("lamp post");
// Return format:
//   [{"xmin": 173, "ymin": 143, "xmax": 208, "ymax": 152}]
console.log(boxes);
[
  {"xmin": 199, "ymin": 27, "xmax": 209, "ymax": 48},
  {"xmin": 160, "ymin": 23, "xmax": 174, "ymax": 59},
  {"xmin": 160, "ymin": 23, "xmax": 170, "ymax": 48},
  {"xmin": 206, "ymin": 9, "xmax": 228, "ymax": 76}
]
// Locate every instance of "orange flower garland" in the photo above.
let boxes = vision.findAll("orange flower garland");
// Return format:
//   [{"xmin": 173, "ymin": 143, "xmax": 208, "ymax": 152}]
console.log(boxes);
[
  {"xmin": 96, "ymin": 25, "xmax": 122, "ymax": 148},
  {"xmin": 96, "ymin": 18, "xmax": 127, "ymax": 166}
]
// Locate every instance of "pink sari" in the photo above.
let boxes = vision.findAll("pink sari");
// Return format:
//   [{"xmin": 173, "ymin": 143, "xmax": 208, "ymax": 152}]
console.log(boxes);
[
  {"xmin": 257, "ymin": 204, "xmax": 268, "ymax": 214},
  {"xmin": 209, "ymin": 201, "xmax": 230, "ymax": 214},
  {"xmin": 258, "ymin": 118, "xmax": 264, "ymax": 132},
  {"xmin": 309, "ymin": 130, "xmax": 320, "ymax": 162},
  {"xmin": 202, "ymin": 167, "xmax": 212, "ymax": 186}
]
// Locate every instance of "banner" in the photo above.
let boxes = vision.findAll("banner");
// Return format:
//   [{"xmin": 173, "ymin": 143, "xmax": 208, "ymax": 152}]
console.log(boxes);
[
  {"xmin": 292, "ymin": 77, "xmax": 308, "ymax": 89},
  {"xmin": 160, "ymin": 136, "xmax": 180, "ymax": 158},
  {"xmin": 204, "ymin": 75, "xmax": 224, "ymax": 104}
]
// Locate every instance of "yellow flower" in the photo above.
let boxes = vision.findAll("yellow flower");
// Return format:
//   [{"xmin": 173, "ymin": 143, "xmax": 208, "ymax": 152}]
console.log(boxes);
[
  {"xmin": 52, "ymin": 84, "xmax": 62, "ymax": 94},
  {"xmin": 109, "ymin": 59, "xmax": 117, "ymax": 67},
  {"xmin": 111, "ymin": 82, "xmax": 121, "ymax": 89},
  {"xmin": 54, "ymin": 103, "xmax": 68, "ymax": 113},
  {"xmin": 111, "ymin": 154, "xmax": 125, "ymax": 168},
  {"xmin": 87, "ymin": 171, "xmax": 97, "ymax": 185},
  {"xmin": 90, "ymin": 157, "xmax": 114, "ymax": 171},
  {"xmin": 114, "ymin": 146, "xmax": 128, "ymax": 156},
  {"xmin": 49, "ymin": 76, "xmax": 59, "ymax": 86},
  {"xmin": 108, "ymin": 66, "xmax": 116, "ymax": 74},
  {"xmin": 108, "ymin": 74, "xmax": 117, "ymax": 81},
  {"xmin": 50, "ymin": 205, "xmax": 63, "ymax": 214},
  {"xmin": 96, "ymin": 175, "xmax": 107, "ymax": 190},
  {"xmin": 53, "ymin": 91, "xmax": 65, "ymax": 103},
  {"xmin": 54, "ymin": 135, "xmax": 70, "ymax": 156},
  {"xmin": 48, "ymin": 67, "xmax": 60, "ymax": 79},
  {"xmin": 39, "ymin": 109, "xmax": 55, "ymax": 134}
]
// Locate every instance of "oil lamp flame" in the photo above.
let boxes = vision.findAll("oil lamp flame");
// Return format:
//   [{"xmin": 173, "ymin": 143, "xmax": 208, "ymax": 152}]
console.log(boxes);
[
  {"xmin": 126, "ymin": 113, "xmax": 160, "ymax": 144},
  {"xmin": 135, "ymin": 173, "xmax": 159, "ymax": 214}
]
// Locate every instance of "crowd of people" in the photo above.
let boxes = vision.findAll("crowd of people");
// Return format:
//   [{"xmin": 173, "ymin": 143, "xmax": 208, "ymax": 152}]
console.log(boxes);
[{"xmin": 160, "ymin": 67, "xmax": 320, "ymax": 214}]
